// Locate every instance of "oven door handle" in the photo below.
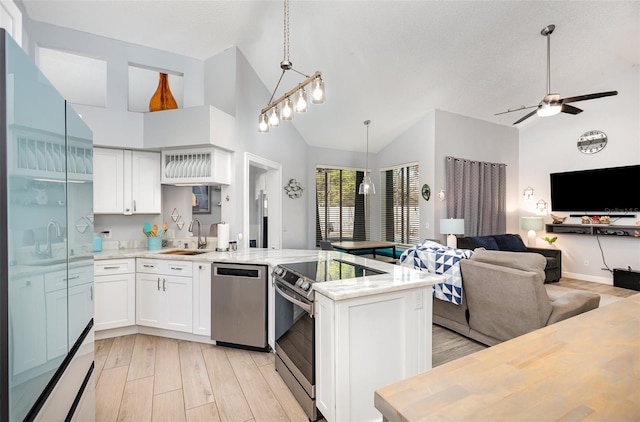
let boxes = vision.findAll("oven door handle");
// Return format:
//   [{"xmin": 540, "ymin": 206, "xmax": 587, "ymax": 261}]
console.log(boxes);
[{"xmin": 273, "ymin": 281, "xmax": 313, "ymax": 315}]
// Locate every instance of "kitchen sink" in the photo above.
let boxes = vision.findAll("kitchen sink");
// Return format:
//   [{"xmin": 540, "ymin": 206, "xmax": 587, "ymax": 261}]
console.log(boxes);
[{"xmin": 159, "ymin": 250, "xmax": 210, "ymax": 256}]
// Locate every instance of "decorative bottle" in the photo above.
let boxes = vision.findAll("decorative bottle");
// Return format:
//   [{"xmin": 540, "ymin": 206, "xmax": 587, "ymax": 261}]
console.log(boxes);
[{"xmin": 149, "ymin": 72, "xmax": 178, "ymax": 112}]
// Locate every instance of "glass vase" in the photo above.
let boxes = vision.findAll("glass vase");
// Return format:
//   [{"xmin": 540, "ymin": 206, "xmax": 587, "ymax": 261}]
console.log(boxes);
[{"xmin": 149, "ymin": 72, "xmax": 178, "ymax": 112}]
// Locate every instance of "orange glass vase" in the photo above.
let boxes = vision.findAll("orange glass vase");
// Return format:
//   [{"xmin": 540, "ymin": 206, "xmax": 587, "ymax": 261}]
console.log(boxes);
[{"xmin": 149, "ymin": 72, "xmax": 178, "ymax": 112}]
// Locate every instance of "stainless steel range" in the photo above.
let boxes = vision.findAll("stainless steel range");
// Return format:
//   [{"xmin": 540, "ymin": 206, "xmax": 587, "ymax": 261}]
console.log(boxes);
[{"xmin": 272, "ymin": 259, "xmax": 386, "ymax": 421}]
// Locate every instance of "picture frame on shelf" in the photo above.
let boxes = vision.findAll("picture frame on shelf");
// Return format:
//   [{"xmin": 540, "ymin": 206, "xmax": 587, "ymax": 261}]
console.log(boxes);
[{"xmin": 192, "ymin": 186, "xmax": 210, "ymax": 214}]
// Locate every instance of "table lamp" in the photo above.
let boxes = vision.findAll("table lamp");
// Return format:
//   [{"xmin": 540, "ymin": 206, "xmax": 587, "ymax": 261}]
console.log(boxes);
[
  {"xmin": 440, "ymin": 218, "xmax": 465, "ymax": 248},
  {"xmin": 520, "ymin": 217, "xmax": 544, "ymax": 247}
]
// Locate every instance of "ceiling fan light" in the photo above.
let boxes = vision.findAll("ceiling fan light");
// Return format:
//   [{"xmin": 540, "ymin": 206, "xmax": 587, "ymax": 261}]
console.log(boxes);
[
  {"xmin": 295, "ymin": 87, "xmax": 308, "ymax": 113},
  {"xmin": 281, "ymin": 97, "xmax": 294, "ymax": 120},
  {"xmin": 537, "ymin": 104, "xmax": 561, "ymax": 117},
  {"xmin": 311, "ymin": 76, "xmax": 326, "ymax": 104},
  {"xmin": 258, "ymin": 113, "xmax": 269, "ymax": 133}
]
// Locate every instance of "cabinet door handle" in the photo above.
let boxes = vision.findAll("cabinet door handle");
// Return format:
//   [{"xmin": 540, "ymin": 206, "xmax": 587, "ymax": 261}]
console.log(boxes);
[
  {"xmin": 163, "ymin": 278, "xmax": 166, "ymax": 291},
  {"xmin": 63, "ymin": 275, "xmax": 80, "ymax": 281},
  {"xmin": 134, "ymin": 200, "xmax": 137, "ymax": 212},
  {"xmin": 199, "ymin": 265, "xmax": 203, "ymax": 270},
  {"xmin": 157, "ymin": 277, "xmax": 161, "ymax": 291},
  {"xmin": 103, "ymin": 266, "xmax": 120, "ymax": 270},
  {"xmin": 143, "ymin": 264, "xmax": 155, "ymax": 268},
  {"xmin": 170, "ymin": 266, "xmax": 182, "ymax": 271},
  {"xmin": 90, "ymin": 286, "xmax": 93, "ymax": 301}
]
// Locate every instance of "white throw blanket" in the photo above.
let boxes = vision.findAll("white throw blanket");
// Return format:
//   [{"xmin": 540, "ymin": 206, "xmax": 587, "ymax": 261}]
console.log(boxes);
[{"xmin": 399, "ymin": 240, "xmax": 473, "ymax": 305}]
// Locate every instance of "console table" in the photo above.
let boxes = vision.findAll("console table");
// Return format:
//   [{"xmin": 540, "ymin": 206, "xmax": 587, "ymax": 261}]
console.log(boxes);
[{"xmin": 546, "ymin": 223, "xmax": 640, "ymax": 238}]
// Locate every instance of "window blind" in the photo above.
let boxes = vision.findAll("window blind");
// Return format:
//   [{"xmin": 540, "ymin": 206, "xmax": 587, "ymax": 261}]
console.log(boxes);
[
  {"xmin": 381, "ymin": 164, "xmax": 420, "ymax": 244},
  {"xmin": 316, "ymin": 168, "xmax": 368, "ymax": 244}
]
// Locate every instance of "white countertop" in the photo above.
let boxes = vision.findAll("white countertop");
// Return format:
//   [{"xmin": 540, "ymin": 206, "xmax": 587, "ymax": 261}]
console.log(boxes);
[{"xmin": 95, "ymin": 247, "xmax": 444, "ymax": 301}]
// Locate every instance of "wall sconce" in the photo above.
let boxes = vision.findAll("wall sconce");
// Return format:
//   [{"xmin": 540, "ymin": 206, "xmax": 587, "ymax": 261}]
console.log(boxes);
[
  {"xmin": 438, "ymin": 190, "xmax": 446, "ymax": 201},
  {"xmin": 536, "ymin": 199, "xmax": 548, "ymax": 215},
  {"xmin": 523, "ymin": 186, "xmax": 534, "ymax": 201}
]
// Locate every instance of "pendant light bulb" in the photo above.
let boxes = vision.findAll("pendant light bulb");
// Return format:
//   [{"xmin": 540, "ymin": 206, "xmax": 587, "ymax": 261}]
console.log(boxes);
[
  {"xmin": 268, "ymin": 106, "xmax": 280, "ymax": 127},
  {"xmin": 358, "ymin": 120, "xmax": 375, "ymax": 195},
  {"xmin": 295, "ymin": 87, "xmax": 308, "ymax": 113},
  {"xmin": 311, "ymin": 76, "xmax": 326, "ymax": 104},
  {"xmin": 281, "ymin": 97, "xmax": 294, "ymax": 120},
  {"xmin": 258, "ymin": 113, "xmax": 269, "ymax": 133}
]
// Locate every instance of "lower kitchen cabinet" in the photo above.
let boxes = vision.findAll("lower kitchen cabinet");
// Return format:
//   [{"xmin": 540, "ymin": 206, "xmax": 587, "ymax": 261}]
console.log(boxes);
[
  {"xmin": 192, "ymin": 262, "xmax": 212, "ymax": 336},
  {"xmin": 315, "ymin": 287, "xmax": 432, "ymax": 422},
  {"xmin": 136, "ymin": 259, "xmax": 193, "ymax": 333},
  {"xmin": 94, "ymin": 259, "xmax": 136, "ymax": 330}
]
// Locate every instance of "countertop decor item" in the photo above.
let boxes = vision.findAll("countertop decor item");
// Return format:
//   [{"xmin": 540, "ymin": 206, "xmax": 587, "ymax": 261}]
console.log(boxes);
[
  {"xmin": 149, "ymin": 72, "xmax": 178, "ymax": 112},
  {"xmin": 543, "ymin": 236, "xmax": 557, "ymax": 246},
  {"xmin": 520, "ymin": 216, "xmax": 544, "ymax": 247},
  {"xmin": 550, "ymin": 214, "xmax": 566, "ymax": 224},
  {"xmin": 258, "ymin": 0, "xmax": 325, "ymax": 133}
]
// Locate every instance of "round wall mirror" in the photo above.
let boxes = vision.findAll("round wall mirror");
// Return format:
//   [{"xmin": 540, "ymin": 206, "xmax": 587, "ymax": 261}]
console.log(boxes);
[{"xmin": 577, "ymin": 130, "xmax": 607, "ymax": 154}]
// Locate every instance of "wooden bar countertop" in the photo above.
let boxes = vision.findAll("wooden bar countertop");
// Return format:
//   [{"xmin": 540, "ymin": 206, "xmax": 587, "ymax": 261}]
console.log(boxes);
[{"xmin": 375, "ymin": 294, "xmax": 640, "ymax": 421}]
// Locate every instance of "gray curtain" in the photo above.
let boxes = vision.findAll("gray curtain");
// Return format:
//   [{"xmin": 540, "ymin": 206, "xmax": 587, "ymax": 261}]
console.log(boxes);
[{"xmin": 445, "ymin": 156, "xmax": 506, "ymax": 236}]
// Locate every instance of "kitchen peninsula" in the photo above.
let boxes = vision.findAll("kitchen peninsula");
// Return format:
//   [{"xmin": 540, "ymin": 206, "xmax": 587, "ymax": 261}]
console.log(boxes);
[{"xmin": 94, "ymin": 247, "xmax": 444, "ymax": 421}]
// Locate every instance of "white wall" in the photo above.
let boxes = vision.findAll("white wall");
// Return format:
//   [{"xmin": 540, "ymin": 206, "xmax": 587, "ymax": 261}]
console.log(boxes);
[{"xmin": 519, "ymin": 66, "xmax": 640, "ymax": 283}]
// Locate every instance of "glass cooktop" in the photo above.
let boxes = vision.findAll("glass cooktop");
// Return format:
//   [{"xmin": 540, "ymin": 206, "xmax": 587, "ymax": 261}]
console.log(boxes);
[{"xmin": 282, "ymin": 259, "xmax": 386, "ymax": 283}]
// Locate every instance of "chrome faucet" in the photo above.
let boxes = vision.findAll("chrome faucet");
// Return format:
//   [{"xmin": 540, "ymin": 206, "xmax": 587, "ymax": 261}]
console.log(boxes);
[
  {"xmin": 188, "ymin": 218, "xmax": 207, "ymax": 249},
  {"xmin": 36, "ymin": 221, "xmax": 61, "ymax": 258}
]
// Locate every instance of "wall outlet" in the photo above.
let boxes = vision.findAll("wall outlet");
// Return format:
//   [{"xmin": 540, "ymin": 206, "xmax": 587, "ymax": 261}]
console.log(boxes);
[
  {"xmin": 102, "ymin": 230, "xmax": 112, "ymax": 239},
  {"xmin": 583, "ymin": 260, "xmax": 589, "ymax": 266},
  {"xmin": 424, "ymin": 222, "xmax": 430, "ymax": 229}
]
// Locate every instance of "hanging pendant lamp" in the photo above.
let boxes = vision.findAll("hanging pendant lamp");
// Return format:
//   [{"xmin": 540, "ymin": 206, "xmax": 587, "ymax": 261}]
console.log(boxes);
[
  {"xmin": 358, "ymin": 120, "xmax": 375, "ymax": 195},
  {"xmin": 258, "ymin": 0, "xmax": 326, "ymax": 133}
]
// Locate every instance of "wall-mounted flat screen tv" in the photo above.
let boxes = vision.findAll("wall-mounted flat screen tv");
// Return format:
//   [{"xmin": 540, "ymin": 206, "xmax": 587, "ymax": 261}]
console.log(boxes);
[{"xmin": 550, "ymin": 165, "xmax": 640, "ymax": 213}]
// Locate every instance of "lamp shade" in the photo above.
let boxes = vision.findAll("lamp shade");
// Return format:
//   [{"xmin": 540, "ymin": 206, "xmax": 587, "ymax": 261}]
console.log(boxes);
[
  {"xmin": 520, "ymin": 217, "xmax": 544, "ymax": 231},
  {"xmin": 440, "ymin": 218, "xmax": 465, "ymax": 235}
]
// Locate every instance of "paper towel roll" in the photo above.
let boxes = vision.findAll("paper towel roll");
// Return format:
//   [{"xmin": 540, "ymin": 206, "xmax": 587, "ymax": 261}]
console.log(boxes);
[{"xmin": 216, "ymin": 223, "xmax": 230, "ymax": 251}]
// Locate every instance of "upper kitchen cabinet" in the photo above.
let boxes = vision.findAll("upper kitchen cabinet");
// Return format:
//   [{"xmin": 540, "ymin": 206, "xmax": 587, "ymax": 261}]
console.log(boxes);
[
  {"xmin": 161, "ymin": 147, "xmax": 231, "ymax": 185},
  {"xmin": 94, "ymin": 148, "xmax": 161, "ymax": 214},
  {"xmin": 143, "ymin": 105, "xmax": 235, "ymax": 152}
]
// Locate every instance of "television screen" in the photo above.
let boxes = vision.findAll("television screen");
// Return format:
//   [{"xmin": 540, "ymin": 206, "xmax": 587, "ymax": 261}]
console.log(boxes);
[{"xmin": 550, "ymin": 165, "xmax": 640, "ymax": 213}]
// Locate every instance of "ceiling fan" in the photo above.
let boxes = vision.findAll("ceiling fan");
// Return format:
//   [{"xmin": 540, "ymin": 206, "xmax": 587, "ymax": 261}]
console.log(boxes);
[{"xmin": 496, "ymin": 24, "xmax": 618, "ymax": 125}]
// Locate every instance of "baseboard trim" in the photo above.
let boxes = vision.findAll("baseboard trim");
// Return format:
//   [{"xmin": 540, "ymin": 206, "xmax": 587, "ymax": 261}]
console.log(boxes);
[
  {"xmin": 95, "ymin": 325, "xmax": 216, "ymax": 345},
  {"xmin": 563, "ymin": 272, "xmax": 612, "ymax": 285}
]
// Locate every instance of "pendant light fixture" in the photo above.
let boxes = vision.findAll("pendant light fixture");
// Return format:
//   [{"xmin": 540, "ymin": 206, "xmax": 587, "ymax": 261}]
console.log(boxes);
[
  {"xmin": 258, "ymin": 0, "xmax": 326, "ymax": 133},
  {"xmin": 358, "ymin": 120, "xmax": 375, "ymax": 195}
]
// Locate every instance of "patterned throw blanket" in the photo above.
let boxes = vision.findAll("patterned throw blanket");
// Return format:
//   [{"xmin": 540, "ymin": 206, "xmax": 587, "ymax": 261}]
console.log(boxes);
[{"xmin": 399, "ymin": 240, "xmax": 473, "ymax": 305}]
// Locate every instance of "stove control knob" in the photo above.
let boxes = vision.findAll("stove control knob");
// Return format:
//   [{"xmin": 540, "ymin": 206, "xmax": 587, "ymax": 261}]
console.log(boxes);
[
  {"xmin": 295, "ymin": 278, "xmax": 304, "ymax": 287},
  {"xmin": 301, "ymin": 281, "xmax": 311, "ymax": 291},
  {"xmin": 275, "ymin": 267, "xmax": 284, "ymax": 276}
]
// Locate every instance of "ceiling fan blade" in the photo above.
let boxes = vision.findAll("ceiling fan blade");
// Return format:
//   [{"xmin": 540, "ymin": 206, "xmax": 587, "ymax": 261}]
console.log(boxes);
[
  {"xmin": 561, "ymin": 91, "xmax": 618, "ymax": 104},
  {"xmin": 494, "ymin": 105, "xmax": 537, "ymax": 116},
  {"xmin": 513, "ymin": 109, "xmax": 538, "ymax": 125},
  {"xmin": 561, "ymin": 104, "xmax": 583, "ymax": 115}
]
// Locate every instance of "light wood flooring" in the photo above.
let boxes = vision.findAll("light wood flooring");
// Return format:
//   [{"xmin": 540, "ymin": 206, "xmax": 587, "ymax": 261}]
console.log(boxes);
[{"xmin": 95, "ymin": 278, "xmax": 637, "ymax": 421}]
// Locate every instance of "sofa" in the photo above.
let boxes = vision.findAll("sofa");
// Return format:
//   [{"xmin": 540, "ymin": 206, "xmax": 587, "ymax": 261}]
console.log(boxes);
[
  {"xmin": 457, "ymin": 233, "xmax": 561, "ymax": 282},
  {"xmin": 433, "ymin": 249, "xmax": 600, "ymax": 346}
]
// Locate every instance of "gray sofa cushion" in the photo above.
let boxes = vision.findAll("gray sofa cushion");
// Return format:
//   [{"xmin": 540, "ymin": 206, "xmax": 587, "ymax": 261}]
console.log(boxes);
[{"xmin": 470, "ymin": 248, "xmax": 547, "ymax": 282}]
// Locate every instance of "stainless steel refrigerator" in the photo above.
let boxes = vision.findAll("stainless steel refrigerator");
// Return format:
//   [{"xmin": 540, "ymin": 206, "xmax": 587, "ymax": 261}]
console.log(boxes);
[{"xmin": 0, "ymin": 29, "xmax": 95, "ymax": 421}]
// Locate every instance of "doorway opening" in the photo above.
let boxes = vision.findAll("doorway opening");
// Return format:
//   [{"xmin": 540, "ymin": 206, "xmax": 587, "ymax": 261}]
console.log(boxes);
[{"xmin": 243, "ymin": 153, "xmax": 282, "ymax": 249}]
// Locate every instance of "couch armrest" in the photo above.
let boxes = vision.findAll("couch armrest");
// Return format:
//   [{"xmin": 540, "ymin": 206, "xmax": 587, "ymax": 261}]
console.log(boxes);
[
  {"xmin": 527, "ymin": 247, "xmax": 562, "ymax": 280},
  {"xmin": 547, "ymin": 290, "xmax": 600, "ymax": 324}
]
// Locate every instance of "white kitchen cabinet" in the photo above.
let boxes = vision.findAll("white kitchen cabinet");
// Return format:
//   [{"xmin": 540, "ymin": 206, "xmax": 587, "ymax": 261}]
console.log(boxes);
[
  {"xmin": 94, "ymin": 259, "xmax": 135, "ymax": 331},
  {"xmin": 192, "ymin": 262, "xmax": 211, "ymax": 336},
  {"xmin": 160, "ymin": 147, "xmax": 231, "ymax": 185},
  {"xmin": 93, "ymin": 148, "xmax": 161, "ymax": 215},
  {"xmin": 315, "ymin": 287, "xmax": 432, "ymax": 422},
  {"xmin": 10, "ymin": 275, "xmax": 47, "ymax": 375},
  {"xmin": 136, "ymin": 258, "xmax": 193, "ymax": 333}
]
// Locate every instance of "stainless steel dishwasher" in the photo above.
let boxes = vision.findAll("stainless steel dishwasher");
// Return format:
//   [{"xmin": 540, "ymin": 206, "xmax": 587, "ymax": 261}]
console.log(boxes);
[{"xmin": 211, "ymin": 263, "xmax": 269, "ymax": 351}]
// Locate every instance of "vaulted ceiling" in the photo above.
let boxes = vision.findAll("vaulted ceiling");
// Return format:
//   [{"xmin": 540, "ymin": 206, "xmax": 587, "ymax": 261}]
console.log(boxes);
[{"xmin": 21, "ymin": 1, "xmax": 640, "ymax": 153}]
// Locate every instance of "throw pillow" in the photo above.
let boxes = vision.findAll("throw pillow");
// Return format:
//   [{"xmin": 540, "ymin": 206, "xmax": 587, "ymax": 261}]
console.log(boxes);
[{"xmin": 494, "ymin": 234, "xmax": 528, "ymax": 252}]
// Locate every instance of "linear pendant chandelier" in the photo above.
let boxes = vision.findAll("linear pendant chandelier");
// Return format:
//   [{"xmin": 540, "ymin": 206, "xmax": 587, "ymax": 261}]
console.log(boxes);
[{"xmin": 258, "ymin": 0, "xmax": 325, "ymax": 133}]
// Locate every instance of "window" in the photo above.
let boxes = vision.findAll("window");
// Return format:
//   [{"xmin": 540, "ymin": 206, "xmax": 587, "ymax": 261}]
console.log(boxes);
[
  {"xmin": 316, "ymin": 168, "xmax": 368, "ymax": 244},
  {"xmin": 381, "ymin": 163, "xmax": 420, "ymax": 245}
]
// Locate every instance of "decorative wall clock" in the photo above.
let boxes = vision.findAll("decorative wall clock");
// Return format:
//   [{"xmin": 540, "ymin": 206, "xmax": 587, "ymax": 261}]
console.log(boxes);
[
  {"xmin": 577, "ymin": 130, "xmax": 607, "ymax": 154},
  {"xmin": 421, "ymin": 184, "xmax": 431, "ymax": 201}
]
